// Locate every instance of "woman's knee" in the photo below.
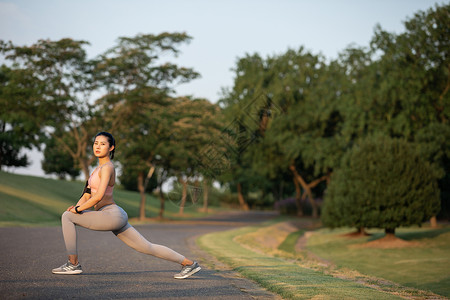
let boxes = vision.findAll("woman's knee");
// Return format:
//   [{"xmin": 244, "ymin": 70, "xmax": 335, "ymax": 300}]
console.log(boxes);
[{"xmin": 62, "ymin": 211, "xmax": 73, "ymax": 222}]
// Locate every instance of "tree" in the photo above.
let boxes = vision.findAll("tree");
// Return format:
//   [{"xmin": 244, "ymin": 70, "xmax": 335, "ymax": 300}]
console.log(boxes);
[
  {"xmin": 166, "ymin": 97, "xmax": 224, "ymax": 214},
  {"xmin": 107, "ymin": 88, "xmax": 174, "ymax": 220},
  {"xmin": 350, "ymin": 3, "xmax": 450, "ymax": 224},
  {"xmin": 95, "ymin": 32, "xmax": 200, "ymax": 220},
  {"xmin": 0, "ymin": 38, "xmax": 98, "ymax": 179},
  {"xmin": 42, "ymin": 135, "xmax": 80, "ymax": 179},
  {"xmin": 322, "ymin": 136, "xmax": 440, "ymax": 238},
  {"xmin": 119, "ymin": 164, "xmax": 157, "ymax": 193},
  {"xmin": 415, "ymin": 122, "xmax": 450, "ymax": 221},
  {"xmin": 327, "ymin": 4, "xmax": 450, "ymax": 226},
  {"xmin": 0, "ymin": 64, "xmax": 44, "ymax": 169},
  {"xmin": 220, "ymin": 49, "xmax": 339, "ymax": 216}
]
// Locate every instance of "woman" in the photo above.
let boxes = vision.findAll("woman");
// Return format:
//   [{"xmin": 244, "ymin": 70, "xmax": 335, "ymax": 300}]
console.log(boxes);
[{"xmin": 52, "ymin": 131, "xmax": 201, "ymax": 279}]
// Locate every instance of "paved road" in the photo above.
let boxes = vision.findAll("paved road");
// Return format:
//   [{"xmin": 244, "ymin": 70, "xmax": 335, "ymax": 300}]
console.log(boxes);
[{"xmin": 0, "ymin": 211, "xmax": 279, "ymax": 299}]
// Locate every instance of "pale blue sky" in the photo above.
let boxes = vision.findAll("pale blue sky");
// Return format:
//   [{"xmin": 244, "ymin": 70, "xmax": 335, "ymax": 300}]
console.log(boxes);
[{"xmin": 0, "ymin": 0, "xmax": 444, "ymax": 176}]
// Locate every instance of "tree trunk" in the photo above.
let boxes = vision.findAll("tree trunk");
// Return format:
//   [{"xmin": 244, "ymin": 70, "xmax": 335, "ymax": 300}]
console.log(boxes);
[
  {"xmin": 202, "ymin": 178, "xmax": 209, "ymax": 213},
  {"xmin": 158, "ymin": 184, "xmax": 165, "ymax": 219},
  {"xmin": 289, "ymin": 164, "xmax": 318, "ymax": 217},
  {"xmin": 143, "ymin": 164, "xmax": 155, "ymax": 193},
  {"xmin": 137, "ymin": 165, "xmax": 156, "ymax": 221},
  {"xmin": 81, "ymin": 159, "xmax": 90, "ymax": 181},
  {"xmin": 192, "ymin": 180, "xmax": 200, "ymax": 204},
  {"xmin": 237, "ymin": 182, "xmax": 249, "ymax": 210},
  {"xmin": 278, "ymin": 181, "xmax": 284, "ymax": 202},
  {"xmin": 357, "ymin": 226, "xmax": 369, "ymax": 235},
  {"xmin": 430, "ymin": 216, "xmax": 437, "ymax": 228},
  {"xmin": 293, "ymin": 177, "xmax": 303, "ymax": 216},
  {"xmin": 178, "ymin": 177, "xmax": 187, "ymax": 215},
  {"xmin": 137, "ymin": 172, "xmax": 146, "ymax": 220},
  {"xmin": 289, "ymin": 164, "xmax": 330, "ymax": 218},
  {"xmin": 54, "ymin": 126, "xmax": 92, "ymax": 181},
  {"xmin": 259, "ymin": 112, "xmax": 269, "ymax": 136},
  {"xmin": 385, "ymin": 228, "xmax": 396, "ymax": 239}
]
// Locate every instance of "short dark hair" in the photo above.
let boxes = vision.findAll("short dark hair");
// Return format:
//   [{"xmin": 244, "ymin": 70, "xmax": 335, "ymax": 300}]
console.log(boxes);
[{"xmin": 95, "ymin": 131, "xmax": 116, "ymax": 159}]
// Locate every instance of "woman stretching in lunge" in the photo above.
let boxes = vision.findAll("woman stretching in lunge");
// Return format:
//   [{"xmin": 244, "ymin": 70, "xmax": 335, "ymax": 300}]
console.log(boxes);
[{"xmin": 52, "ymin": 131, "xmax": 201, "ymax": 279}]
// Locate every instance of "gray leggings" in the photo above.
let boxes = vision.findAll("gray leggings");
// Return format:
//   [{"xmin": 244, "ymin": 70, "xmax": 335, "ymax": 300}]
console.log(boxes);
[{"xmin": 61, "ymin": 204, "xmax": 185, "ymax": 264}]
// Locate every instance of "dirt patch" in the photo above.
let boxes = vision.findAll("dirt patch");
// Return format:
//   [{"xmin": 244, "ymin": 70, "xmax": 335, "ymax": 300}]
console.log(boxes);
[
  {"xmin": 341, "ymin": 230, "xmax": 371, "ymax": 238},
  {"xmin": 237, "ymin": 218, "xmax": 320, "ymax": 251},
  {"xmin": 295, "ymin": 231, "xmax": 313, "ymax": 251},
  {"xmin": 351, "ymin": 235, "xmax": 422, "ymax": 249}
]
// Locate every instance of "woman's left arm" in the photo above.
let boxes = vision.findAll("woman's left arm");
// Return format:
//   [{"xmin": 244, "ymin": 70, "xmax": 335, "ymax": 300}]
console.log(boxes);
[{"xmin": 70, "ymin": 164, "xmax": 114, "ymax": 212}]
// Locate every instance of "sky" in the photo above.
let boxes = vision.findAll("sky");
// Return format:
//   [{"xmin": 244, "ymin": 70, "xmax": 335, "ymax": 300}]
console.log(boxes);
[{"xmin": 0, "ymin": 0, "xmax": 445, "ymax": 177}]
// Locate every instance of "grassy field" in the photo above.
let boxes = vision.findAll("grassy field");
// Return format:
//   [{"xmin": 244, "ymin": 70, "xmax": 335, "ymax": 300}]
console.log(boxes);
[
  {"xmin": 0, "ymin": 171, "xmax": 217, "ymax": 227},
  {"xmin": 2, "ymin": 171, "xmax": 449, "ymax": 299},
  {"xmin": 198, "ymin": 217, "xmax": 450, "ymax": 299},
  {"xmin": 307, "ymin": 227, "xmax": 450, "ymax": 298}
]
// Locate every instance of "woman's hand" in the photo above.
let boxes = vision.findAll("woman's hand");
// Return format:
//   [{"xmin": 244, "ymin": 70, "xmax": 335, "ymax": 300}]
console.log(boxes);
[{"xmin": 67, "ymin": 205, "xmax": 78, "ymax": 213}]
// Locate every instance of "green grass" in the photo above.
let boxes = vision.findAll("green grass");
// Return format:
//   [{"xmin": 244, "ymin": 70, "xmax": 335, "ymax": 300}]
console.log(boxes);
[
  {"xmin": 198, "ymin": 218, "xmax": 449, "ymax": 299},
  {"xmin": 307, "ymin": 227, "xmax": 450, "ymax": 298},
  {"xmin": 198, "ymin": 225, "xmax": 403, "ymax": 300},
  {"xmin": 3, "ymin": 171, "xmax": 448, "ymax": 298},
  {"xmin": 278, "ymin": 229, "xmax": 304, "ymax": 253},
  {"xmin": 0, "ymin": 171, "xmax": 220, "ymax": 227}
]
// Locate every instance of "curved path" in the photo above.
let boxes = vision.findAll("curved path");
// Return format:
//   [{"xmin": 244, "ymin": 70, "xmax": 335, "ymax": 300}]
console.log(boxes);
[{"xmin": 0, "ymin": 211, "xmax": 280, "ymax": 299}]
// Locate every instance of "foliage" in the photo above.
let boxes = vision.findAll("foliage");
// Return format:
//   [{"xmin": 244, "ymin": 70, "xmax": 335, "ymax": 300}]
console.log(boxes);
[
  {"xmin": 94, "ymin": 32, "xmax": 199, "ymax": 94},
  {"xmin": 118, "ymin": 164, "xmax": 157, "ymax": 193},
  {"xmin": 322, "ymin": 136, "xmax": 440, "ymax": 232},
  {"xmin": 0, "ymin": 65, "xmax": 43, "ymax": 168},
  {"xmin": 1, "ymin": 4, "xmax": 449, "ymax": 215},
  {"xmin": 94, "ymin": 32, "xmax": 206, "ymax": 218},
  {"xmin": 42, "ymin": 135, "xmax": 80, "ymax": 180},
  {"xmin": 0, "ymin": 38, "xmax": 98, "ymax": 178}
]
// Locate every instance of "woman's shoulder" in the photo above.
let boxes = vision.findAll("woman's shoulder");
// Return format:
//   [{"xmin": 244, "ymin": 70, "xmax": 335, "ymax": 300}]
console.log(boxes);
[{"xmin": 99, "ymin": 162, "xmax": 115, "ymax": 174}]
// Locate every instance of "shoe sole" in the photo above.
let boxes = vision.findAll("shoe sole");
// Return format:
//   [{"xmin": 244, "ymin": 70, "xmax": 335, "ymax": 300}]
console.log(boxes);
[
  {"xmin": 174, "ymin": 266, "xmax": 201, "ymax": 279},
  {"xmin": 52, "ymin": 270, "xmax": 83, "ymax": 275}
]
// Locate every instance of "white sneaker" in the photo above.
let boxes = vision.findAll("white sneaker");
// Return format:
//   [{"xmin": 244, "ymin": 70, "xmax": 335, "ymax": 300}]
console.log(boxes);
[
  {"xmin": 52, "ymin": 261, "xmax": 83, "ymax": 275},
  {"xmin": 174, "ymin": 261, "xmax": 201, "ymax": 279}
]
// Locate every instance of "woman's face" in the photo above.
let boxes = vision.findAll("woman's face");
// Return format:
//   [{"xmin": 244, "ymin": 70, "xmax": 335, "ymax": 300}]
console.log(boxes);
[{"xmin": 93, "ymin": 135, "xmax": 114, "ymax": 158}]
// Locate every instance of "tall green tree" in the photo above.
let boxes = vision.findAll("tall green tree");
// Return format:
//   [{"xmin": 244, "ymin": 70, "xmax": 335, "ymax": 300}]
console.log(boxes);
[
  {"xmin": 95, "ymin": 32, "xmax": 200, "ymax": 219},
  {"xmin": 166, "ymin": 97, "xmax": 225, "ymax": 214},
  {"xmin": 0, "ymin": 64, "xmax": 45, "ymax": 169},
  {"xmin": 221, "ymin": 48, "xmax": 340, "ymax": 216},
  {"xmin": 338, "ymin": 3, "xmax": 450, "ymax": 224},
  {"xmin": 375, "ymin": 4, "xmax": 450, "ymax": 224},
  {"xmin": 105, "ymin": 87, "xmax": 175, "ymax": 220},
  {"xmin": 323, "ymin": 4, "xmax": 450, "ymax": 226},
  {"xmin": 0, "ymin": 38, "xmax": 98, "ymax": 178}
]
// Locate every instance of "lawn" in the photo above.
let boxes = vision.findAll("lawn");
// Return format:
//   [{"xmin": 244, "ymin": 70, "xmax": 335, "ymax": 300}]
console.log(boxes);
[
  {"xmin": 2, "ymin": 171, "xmax": 448, "ymax": 299},
  {"xmin": 199, "ymin": 226, "xmax": 403, "ymax": 299},
  {"xmin": 198, "ymin": 217, "xmax": 449, "ymax": 299},
  {"xmin": 306, "ymin": 226, "xmax": 450, "ymax": 298},
  {"xmin": 0, "ymin": 171, "xmax": 217, "ymax": 227}
]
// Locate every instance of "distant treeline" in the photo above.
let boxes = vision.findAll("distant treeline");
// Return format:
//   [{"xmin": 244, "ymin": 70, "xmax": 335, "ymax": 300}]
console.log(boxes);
[{"xmin": 1, "ymin": 4, "xmax": 448, "ymax": 230}]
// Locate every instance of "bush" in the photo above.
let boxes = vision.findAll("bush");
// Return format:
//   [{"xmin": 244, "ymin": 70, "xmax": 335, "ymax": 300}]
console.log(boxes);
[{"xmin": 322, "ymin": 136, "xmax": 440, "ymax": 234}]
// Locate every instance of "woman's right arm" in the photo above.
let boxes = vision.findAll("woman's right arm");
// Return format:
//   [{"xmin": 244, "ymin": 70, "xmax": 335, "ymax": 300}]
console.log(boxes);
[
  {"xmin": 66, "ymin": 189, "xmax": 91, "ymax": 211},
  {"xmin": 76, "ymin": 192, "xmax": 90, "ymax": 206}
]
